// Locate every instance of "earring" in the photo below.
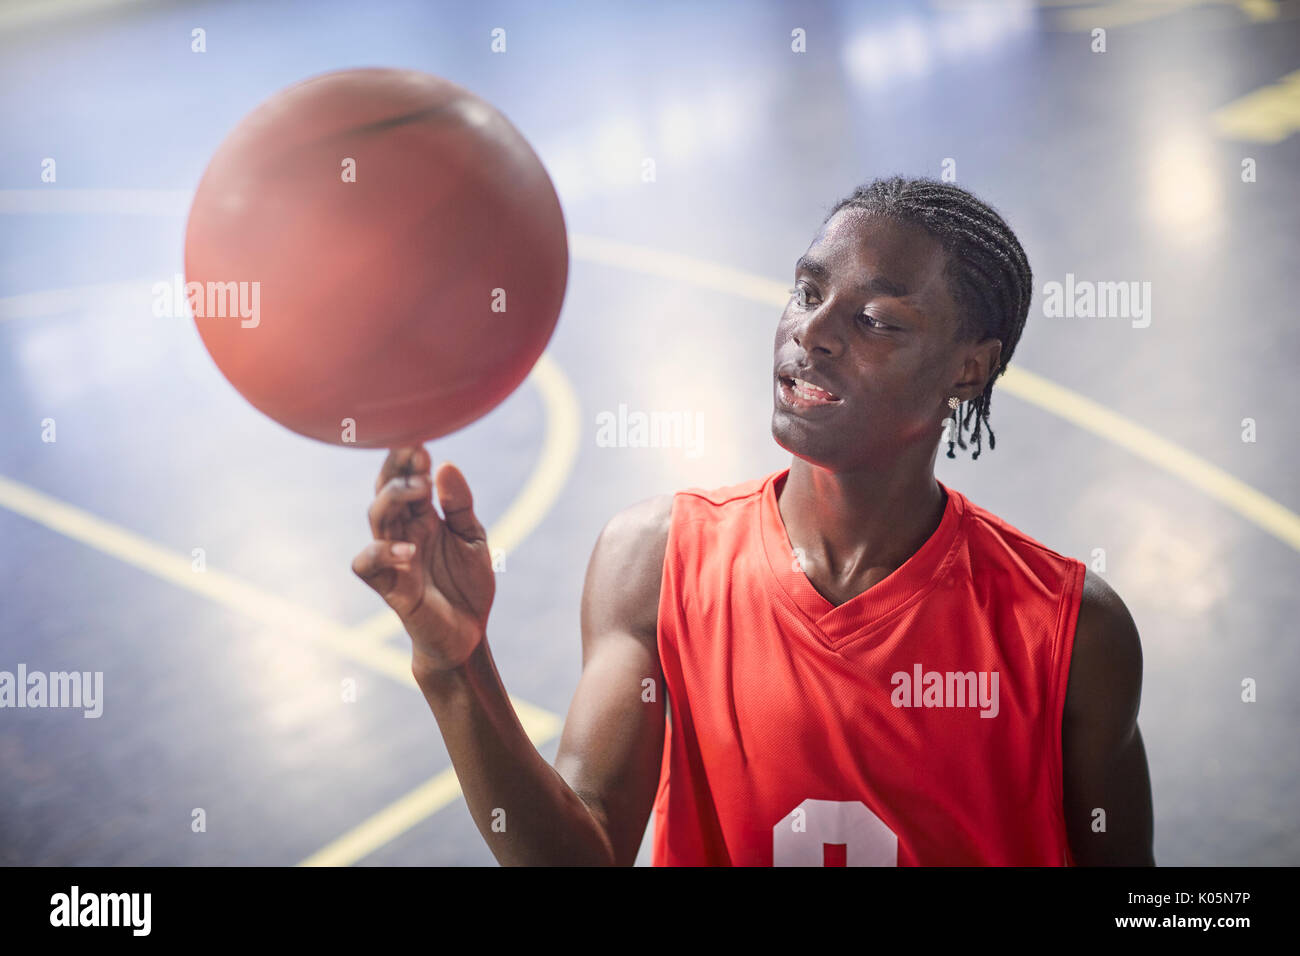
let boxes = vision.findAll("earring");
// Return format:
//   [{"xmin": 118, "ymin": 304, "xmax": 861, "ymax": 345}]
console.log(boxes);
[{"xmin": 945, "ymin": 397, "xmax": 959, "ymax": 458}]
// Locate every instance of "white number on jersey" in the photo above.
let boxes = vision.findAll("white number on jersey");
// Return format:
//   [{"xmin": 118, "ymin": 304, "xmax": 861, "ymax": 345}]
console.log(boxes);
[{"xmin": 773, "ymin": 798, "xmax": 898, "ymax": 866}]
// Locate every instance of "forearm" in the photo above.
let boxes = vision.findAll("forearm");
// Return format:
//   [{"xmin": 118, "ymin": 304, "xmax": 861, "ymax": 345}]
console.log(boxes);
[{"xmin": 416, "ymin": 638, "xmax": 616, "ymax": 866}]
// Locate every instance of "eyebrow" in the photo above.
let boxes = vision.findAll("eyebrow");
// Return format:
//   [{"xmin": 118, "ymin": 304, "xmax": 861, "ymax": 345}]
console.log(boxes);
[{"xmin": 795, "ymin": 254, "xmax": 909, "ymax": 299}]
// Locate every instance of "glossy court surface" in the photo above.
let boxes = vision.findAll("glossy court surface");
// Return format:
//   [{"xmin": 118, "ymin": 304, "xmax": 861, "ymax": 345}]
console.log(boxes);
[{"xmin": 0, "ymin": 0, "xmax": 1296, "ymax": 865}]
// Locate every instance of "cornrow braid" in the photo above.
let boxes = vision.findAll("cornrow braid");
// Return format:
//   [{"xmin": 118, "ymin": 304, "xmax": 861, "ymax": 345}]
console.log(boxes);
[{"xmin": 824, "ymin": 176, "xmax": 1032, "ymax": 460}]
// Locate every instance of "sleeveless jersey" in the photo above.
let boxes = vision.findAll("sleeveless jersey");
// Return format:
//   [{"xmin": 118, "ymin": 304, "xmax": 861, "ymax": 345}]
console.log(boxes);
[{"xmin": 650, "ymin": 467, "xmax": 1086, "ymax": 866}]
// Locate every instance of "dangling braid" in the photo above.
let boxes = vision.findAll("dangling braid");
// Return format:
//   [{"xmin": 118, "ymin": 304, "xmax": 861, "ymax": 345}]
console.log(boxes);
[{"xmin": 825, "ymin": 177, "xmax": 1032, "ymax": 460}]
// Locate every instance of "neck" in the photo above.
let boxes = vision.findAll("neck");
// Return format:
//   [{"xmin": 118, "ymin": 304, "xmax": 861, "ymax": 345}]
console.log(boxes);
[{"xmin": 778, "ymin": 449, "xmax": 947, "ymax": 589}]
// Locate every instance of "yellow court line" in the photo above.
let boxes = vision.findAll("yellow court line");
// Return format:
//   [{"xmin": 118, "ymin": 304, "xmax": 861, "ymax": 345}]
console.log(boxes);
[
  {"xmin": 0, "ymin": 474, "xmax": 356, "ymax": 643},
  {"xmin": 0, "ymin": 0, "xmax": 154, "ymax": 32},
  {"xmin": 298, "ymin": 766, "xmax": 464, "ymax": 867},
  {"xmin": 999, "ymin": 366, "xmax": 1300, "ymax": 552},
  {"xmin": 0, "ymin": 474, "xmax": 563, "ymax": 741},
  {"xmin": 570, "ymin": 232, "xmax": 792, "ymax": 305},
  {"xmin": 349, "ymin": 352, "xmax": 582, "ymax": 646},
  {"xmin": 1213, "ymin": 68, "xmax": 1300, "ymax": 144},
  {"xmin": 1052, "ymin": 0, "xmax": 1216, "ymax": 31}
]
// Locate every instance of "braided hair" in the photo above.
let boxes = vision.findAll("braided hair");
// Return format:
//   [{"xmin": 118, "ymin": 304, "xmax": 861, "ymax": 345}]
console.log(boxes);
[{"xmin": 824, "ymin": 177, "xmax": 1032, "ymax": 460}]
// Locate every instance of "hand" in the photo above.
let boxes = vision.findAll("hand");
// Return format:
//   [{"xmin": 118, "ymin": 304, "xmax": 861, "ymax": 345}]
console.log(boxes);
[{"xmin": 351, "ymin": 446, "xmax": 495, "ymax": 676}]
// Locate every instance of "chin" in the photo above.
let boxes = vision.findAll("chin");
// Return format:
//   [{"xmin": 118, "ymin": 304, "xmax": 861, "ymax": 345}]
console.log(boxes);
[{"xmin": 771, "ymin": 412, "xmax": 853, "ymax": 471}]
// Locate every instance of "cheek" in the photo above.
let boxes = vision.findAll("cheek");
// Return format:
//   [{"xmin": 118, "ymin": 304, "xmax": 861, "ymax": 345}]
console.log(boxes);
[
  {"xmin": 857, "ymin": 342, "xmax": 938, "ymax": 398},
  {"xmin": 864, "ymin": 347, "xmax": 950, "ymax": 430}
]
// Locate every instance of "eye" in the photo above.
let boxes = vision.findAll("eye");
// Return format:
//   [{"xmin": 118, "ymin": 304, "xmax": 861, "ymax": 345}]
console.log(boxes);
[
  {"xmin": 858, "ymin": 312, "xmax": 892, "ymax": 331},
  {"xmin": 788, "ymin": 284, "xmax": 814, "ymax": 309}
]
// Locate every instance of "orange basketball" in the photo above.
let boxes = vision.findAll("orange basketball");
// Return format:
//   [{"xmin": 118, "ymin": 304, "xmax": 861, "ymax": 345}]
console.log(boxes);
[{"xmin": 184, "ymin": 68, "xmax": 568, "ymax": 448}]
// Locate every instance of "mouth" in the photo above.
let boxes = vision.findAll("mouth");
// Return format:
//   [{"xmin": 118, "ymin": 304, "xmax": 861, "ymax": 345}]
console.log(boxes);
[{"xmin": 777, "ymin": 374, "xmax": 843, "ymax": 409}]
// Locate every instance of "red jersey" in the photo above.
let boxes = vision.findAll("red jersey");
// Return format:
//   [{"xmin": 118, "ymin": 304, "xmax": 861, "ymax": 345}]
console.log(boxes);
[{"xmin": 650, "ymin": 467, "xmax": 1086, "ymax": 866}]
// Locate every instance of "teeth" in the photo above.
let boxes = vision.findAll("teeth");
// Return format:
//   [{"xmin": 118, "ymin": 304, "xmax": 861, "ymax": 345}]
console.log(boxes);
[{"xmin": 793, "ymin": 378, "xmax": 832, "ymax": 399}]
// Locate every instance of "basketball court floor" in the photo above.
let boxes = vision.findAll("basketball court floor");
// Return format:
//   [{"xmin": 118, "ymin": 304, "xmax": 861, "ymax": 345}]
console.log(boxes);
[{"xmin": 1, "ymin": 0, "xmax": 1296, "ymax": 865}]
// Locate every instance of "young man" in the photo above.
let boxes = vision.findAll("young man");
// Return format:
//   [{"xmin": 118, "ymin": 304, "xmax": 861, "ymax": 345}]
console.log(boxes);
[{"xmin": 352, "ymin": 177, "xmax": 1155, "ymax": 866}]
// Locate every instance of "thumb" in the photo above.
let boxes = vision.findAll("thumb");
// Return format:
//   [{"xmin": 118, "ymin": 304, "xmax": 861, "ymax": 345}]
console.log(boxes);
[{"xmin": 434, "ymin": 462, "xmax": 487, "ymax": 543}]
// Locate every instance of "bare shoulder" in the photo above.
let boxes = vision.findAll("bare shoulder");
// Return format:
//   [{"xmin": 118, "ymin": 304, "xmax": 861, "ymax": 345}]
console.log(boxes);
[
  {"xmin": 1064, "ymin": 569, "xmax": 1143, "ymax": 726},
  {"xmin": 599, "ymin": 492, "xmax": 674, "ymax": 551},
  {"xmin": 581, "ymin": 493, "xmax": 674, "ymax": 654}
]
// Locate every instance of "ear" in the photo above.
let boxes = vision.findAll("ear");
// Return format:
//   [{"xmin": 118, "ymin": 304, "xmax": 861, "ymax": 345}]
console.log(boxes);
[{"xmin": 951, "ymin": 336, "xmax": 1002, "ymax": 402}]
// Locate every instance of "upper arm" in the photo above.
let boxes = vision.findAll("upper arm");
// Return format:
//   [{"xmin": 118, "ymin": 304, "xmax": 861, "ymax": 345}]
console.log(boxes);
[
  {"xmin": 1061, "ymin": 569, "xmax": 1155, "ymax": 865},
  {"xmin": 553, "ymin": 493, "xmax": 673, "ymax": 866}
]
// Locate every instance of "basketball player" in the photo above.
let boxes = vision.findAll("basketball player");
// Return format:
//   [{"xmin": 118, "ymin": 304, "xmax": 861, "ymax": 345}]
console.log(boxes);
[{"xmin": 352, "ymin": 177, "xmax": 1155, "ymax": 866}]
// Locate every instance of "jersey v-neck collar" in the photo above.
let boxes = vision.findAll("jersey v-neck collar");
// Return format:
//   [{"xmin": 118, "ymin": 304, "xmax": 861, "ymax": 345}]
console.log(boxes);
[{"xmin": 758, "ymin": 467, "xmax": 965, "ymax": 649}]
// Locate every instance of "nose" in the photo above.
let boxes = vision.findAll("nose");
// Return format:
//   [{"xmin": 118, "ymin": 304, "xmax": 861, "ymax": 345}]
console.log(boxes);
[{"xmin": 791, "ymin": 298, "xmax": 843, "ymax": 357}]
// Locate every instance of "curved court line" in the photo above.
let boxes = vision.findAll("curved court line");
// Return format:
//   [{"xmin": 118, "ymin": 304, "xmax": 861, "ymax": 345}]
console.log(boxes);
[
  {"xmin": 571, "ymin": 232, "xmax": 793, "ymax": 304},
  {"xmin": 568, "ymin": 232, "xmax": 1300, "ymax": 555},
  {"xmin": 1001, "ymin": 366, "xmax": 1300, "ymax": 552},
  {"xmin": 0, "ymin": 271, "xmax": 585, "ymax": 649},
  {"xmin": 0, "ymin": 262, "xmax": 574, "ymax": 867},
  {"xmin": 349, "ymin": 351, "xmax": 582, "ymax": 644}
]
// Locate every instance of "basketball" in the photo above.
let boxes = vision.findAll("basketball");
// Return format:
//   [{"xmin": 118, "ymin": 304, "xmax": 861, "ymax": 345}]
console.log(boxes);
[{"xmin": 184, "ymin": 67, "xmax": 568, "ymax": 448}]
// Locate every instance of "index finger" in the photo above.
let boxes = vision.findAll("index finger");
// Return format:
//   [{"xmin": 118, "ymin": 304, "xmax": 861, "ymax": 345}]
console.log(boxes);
[{"xmin": 376, "ymin": 445, "xmax": 430, "ymax": 494}]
